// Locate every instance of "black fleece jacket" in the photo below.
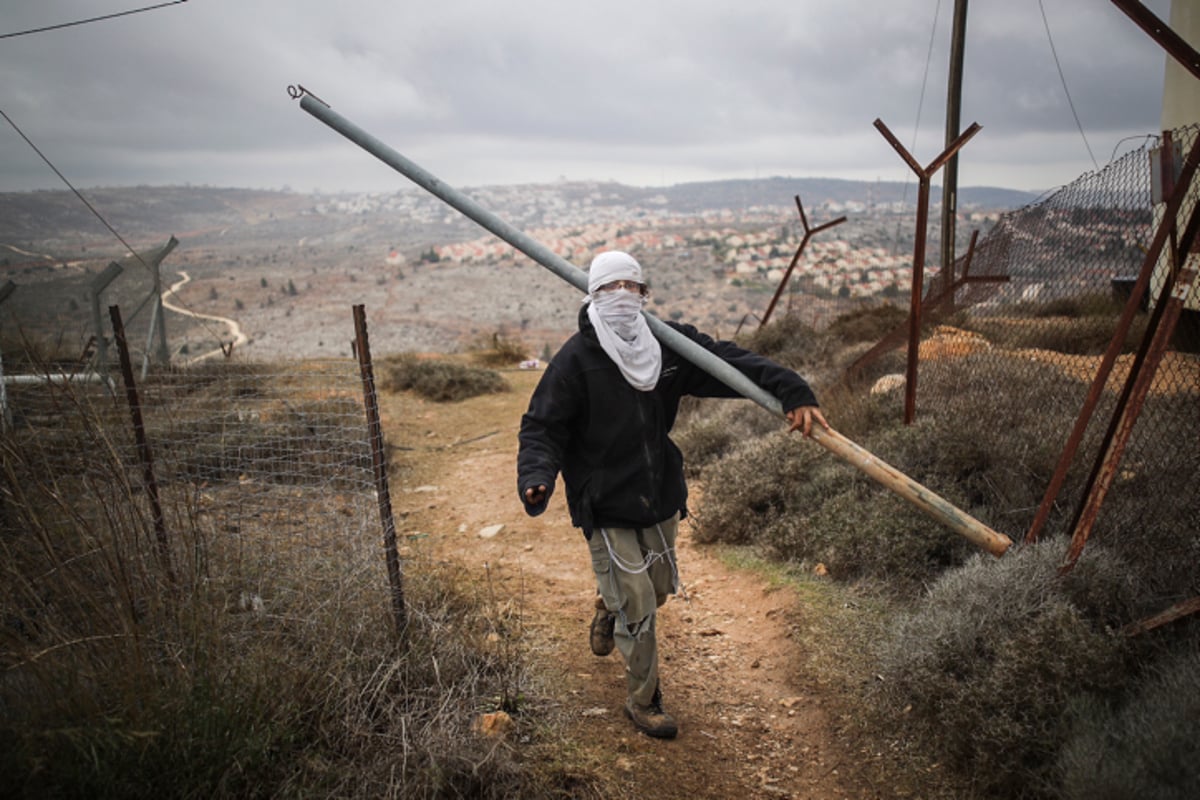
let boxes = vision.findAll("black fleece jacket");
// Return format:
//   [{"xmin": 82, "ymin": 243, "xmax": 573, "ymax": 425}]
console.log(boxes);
[{"xmin": 517, "ymin": 306, "xmax": 818, "ymax": 537}]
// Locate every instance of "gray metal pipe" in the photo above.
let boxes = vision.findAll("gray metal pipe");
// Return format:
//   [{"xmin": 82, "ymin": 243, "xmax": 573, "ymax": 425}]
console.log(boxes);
[{"xmin": 296, "ymin": 92, "xmax": 1011, "ymax": 557}]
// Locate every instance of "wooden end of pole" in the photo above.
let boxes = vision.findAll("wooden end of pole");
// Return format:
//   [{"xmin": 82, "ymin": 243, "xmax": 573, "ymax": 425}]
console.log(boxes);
[{"xmin": 811, "ymin": 427, "xmax": 1013, "ymax": 558}]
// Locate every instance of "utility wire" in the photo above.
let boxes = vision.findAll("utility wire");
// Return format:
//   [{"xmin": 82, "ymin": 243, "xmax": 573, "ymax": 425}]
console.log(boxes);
[
  {"xmin": 1038, "ymin": 0, "xmax": 1100, "ymax": 171},
  {"xmin": 0, "ymin": 108, "xmax": 153, "ymax": 275},
  {"xmin": 0, "ymin": 0, "xmax": 188, "ymax": 40},
  {"xmin": 892, "ymin": 0, "xmax": 943, "ymax": 257},
  {"xmin": 0, "ymin": 108, "xmax": 228, "ymax": 347}
]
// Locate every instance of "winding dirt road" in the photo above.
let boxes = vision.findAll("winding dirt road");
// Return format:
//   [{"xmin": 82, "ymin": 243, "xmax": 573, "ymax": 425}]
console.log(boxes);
[{"xmin": 162, "ymin": 271, "xmax": 248, "ymax": 363}]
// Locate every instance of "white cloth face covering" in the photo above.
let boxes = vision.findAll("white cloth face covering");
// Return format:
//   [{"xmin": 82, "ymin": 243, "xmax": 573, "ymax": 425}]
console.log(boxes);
[{"xmin": 587, "ymin": 289, "xmax": 662, "ymax": 391}]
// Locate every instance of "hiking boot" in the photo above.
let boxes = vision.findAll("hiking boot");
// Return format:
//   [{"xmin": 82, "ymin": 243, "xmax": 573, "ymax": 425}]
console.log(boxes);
[
  {"xmin": 624, "ymin": 686, "xmax": 678, "ymax": 739},
  {"xmin": 589, "ymin": 595, "xmax": 615, "ymax": 656}
]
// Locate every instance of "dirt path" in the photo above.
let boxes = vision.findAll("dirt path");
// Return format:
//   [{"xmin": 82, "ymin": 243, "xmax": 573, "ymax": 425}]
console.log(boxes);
[{"xmin": 378, "ymin": 366, "xmax": 873, "ymax": 800}]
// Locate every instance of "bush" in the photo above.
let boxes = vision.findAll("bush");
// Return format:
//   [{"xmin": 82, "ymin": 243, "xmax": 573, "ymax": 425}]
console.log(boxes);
[
  {"xmin": 1057, "ymin": 639, "xmax": 1200, "ymax": 800},
  {"xmin": 825, "ymin": 303, "xmax": 908, "ymax": 345},
  {"xmin": 735, "ymin": 312, "xmax": 837, "ymax": 376},
  {"xmin": 673, "ymin": 399, "xmax": 785, "ymax": 478},
  {"xmin": 870, "ymin": 541, "xmax": 1138, "ymax": 798},
  {"xmin": 380, "ymin": 354, "xmax": 510, "ymax": 402}
]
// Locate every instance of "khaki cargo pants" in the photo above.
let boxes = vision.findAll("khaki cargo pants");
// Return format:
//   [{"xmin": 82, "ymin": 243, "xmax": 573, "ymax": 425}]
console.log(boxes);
[{"xmin": 587, "ymin": 513, "xmax": 680, "ymax": 707}]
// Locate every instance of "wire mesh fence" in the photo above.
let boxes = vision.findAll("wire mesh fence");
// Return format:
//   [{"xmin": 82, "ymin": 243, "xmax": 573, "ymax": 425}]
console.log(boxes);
[
  {"xmin": 858, "ymin": 123, "xmax": 1200, "ymax": 581},
  {"xmin": 1, "ymin": 356, "xmax": 385, "ymax": 608}
]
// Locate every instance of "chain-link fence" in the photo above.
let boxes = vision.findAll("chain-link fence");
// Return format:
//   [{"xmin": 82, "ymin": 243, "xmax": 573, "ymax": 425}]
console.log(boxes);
[{"xmin": 854, "ymin": 123, "xmax": 1199, "ymax": 583}]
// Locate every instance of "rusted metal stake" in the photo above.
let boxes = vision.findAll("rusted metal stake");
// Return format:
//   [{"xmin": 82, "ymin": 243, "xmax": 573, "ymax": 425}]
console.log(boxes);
[
  {"xmin": 109, "ymin": 304, "xmax": 175, "ymax": 584},
  {"xmin": 874, "ymin": 118, "xmax": 981, "ymax": 425},
  {"xmin": 761, "ymin": 195, "xmax": 845, "ymax": 328},
  {"xmin": 1122, "ymin": 595, "xmax": 1200, "ymax": 637},
  {"xmin": 353, "ymin": 304, "xmax": 407, "ymax": 637}
]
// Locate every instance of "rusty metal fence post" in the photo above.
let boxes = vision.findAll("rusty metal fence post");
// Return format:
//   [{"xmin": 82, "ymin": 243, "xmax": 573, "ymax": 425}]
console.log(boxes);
[
  {"xmin": 760, "ymin": 195, "xmax": 845, "ymax": 328},
  {"xmin": 874, "ymin": 118, "xmax": 981, "ymax": 424},
  {"xmin": 353, "ymin": 304, "xmax": 407, "ymax": 637},
  {"xmin": 109, "ymin": 304, "xmax": 174, "ymax": 584}
]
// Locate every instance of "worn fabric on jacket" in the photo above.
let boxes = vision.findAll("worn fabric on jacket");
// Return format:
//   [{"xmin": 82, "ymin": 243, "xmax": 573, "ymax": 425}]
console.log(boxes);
[{"xmin": 517, "ymin": 306, "xmax": 818, "ymax": 537}]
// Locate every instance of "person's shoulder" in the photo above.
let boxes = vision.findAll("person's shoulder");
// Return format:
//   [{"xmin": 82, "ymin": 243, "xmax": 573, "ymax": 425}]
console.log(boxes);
[{"xmin": 545, "ymin": 333, "xmax": 590, "ymax": 371}]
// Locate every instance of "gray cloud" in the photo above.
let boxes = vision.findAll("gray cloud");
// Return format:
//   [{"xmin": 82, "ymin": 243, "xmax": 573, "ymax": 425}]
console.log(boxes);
[{"xmin": 0, "ymin": 0, "xmax": 1175, "ymax": 195}]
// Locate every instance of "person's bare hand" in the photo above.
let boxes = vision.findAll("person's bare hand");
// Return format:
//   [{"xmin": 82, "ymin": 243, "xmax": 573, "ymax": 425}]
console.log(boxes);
[
  {"xmin": 785, "ymin": 406, "xmax": 831, "ymax": 437},
  {"xmin": 524, "ymin": 484, "xmax": 547, "ymax": 505}
]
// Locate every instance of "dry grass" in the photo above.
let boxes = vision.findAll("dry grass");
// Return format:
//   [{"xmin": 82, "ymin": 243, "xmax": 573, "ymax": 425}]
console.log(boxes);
[{"xmin": 380, "ymin": 353, "xmax": 511, "ymax": 402}]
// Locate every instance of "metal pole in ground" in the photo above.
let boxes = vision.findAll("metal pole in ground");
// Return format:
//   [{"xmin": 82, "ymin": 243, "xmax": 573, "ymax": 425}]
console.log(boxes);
[
  {"xmin": 293, "ymin": 88, "xmax": 1011, "ymax": 558},
  {"xmin": 111, "ymin": 304, "xmax": 175, "ymax": 584},
  {"xmin": 353, "ymin": 304, "xmax": 407, "ymax": 637}
]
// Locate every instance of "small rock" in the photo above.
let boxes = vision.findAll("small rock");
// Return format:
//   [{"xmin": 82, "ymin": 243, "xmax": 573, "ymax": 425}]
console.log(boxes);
[{"xmin": 478, "ymin": 523, "xmax": 504, "ymax": 539}]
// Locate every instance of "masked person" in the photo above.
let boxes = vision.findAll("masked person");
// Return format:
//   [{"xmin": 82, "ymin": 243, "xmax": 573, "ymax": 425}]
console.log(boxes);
[{"xmin": 517, "ymin": 250, "xmax": 828, "ymax": 739}]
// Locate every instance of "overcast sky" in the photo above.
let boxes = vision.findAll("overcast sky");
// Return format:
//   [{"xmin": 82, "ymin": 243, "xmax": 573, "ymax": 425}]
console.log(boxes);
[{"xmin": 0, "ymin": 0, "xmax": 1176, "ymax": 196}]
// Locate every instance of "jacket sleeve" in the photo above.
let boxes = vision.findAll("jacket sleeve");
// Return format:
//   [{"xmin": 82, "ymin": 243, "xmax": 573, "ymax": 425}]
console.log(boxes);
[
  {"xmin": 516, "ymin": 363, "xmax": 580, "ymax": 516},
  {"xmin": 669, "ymin": 322, "xmax": 819, "ymax": 412}
]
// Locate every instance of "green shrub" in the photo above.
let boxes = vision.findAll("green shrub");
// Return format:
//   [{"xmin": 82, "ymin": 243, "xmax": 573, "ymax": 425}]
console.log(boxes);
[
  {"xmin": 381, "ymin": 354, "xmax": 510, "ymax": 402},
  {"xmin": 870, "ymin": 541, "xmax": 1137, "ymax": 798}
]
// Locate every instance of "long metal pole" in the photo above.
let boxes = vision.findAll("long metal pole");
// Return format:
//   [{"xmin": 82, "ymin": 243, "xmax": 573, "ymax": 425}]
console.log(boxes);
[{"xmin": 295, "ymin": 91, "xmax": 1011, "ymax": 557}]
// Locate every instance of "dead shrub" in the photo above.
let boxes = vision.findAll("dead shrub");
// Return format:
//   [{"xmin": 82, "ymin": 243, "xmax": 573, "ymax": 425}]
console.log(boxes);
[
  {"xmin": 468, "ymin": 331, "xmax": 531, "ymax": 367},
  {"xmin": 824, "ymin": 302, "xmax": 908, "ymax": 345},
  {"xmin": 380, "ymin": 354, "xmax": 510, "ymax": 402},
  {"xmin": 869, "ymin": 541, "xmax": 1137, "ymax": 798}
]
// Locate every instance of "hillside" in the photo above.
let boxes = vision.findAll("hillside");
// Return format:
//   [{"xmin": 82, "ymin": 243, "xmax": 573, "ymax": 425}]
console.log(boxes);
[{"xmin": 0, "ymin": 179, "xmax": 1029, "ymax": 364}]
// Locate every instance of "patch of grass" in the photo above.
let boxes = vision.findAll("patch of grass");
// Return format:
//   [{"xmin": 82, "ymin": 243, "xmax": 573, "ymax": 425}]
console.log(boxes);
[
  {"xmin": 954, "ymin": 308, "xmax": 1148, "ymax": 355},
  {"xmin": 380, "ymin": 353, "xmax": 511, "ymax": 402}
]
